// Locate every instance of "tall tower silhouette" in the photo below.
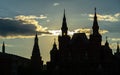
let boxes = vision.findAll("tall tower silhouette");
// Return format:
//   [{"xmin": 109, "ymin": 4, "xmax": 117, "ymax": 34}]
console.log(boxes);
[
  {"xmin": 58, "ymin": 9, "xmax": 71, "ymax": 62},
  {"xmin": 61, "ymin": 9, "xmax": 68, "ymax": 36},
  {"xmin": 90, "ymin": 8, "xmax": 102, "ymax": 46},
  {"xmin": 2, "ymin": 41, "xmax": 5, "ymax": 53},
  {"xmin": 92, "ymin": 8, "xmax": 99, "ymax": 34},
  {"xmin": 31, "ymin": 33, "xmax": 43, "ymax": 70},
  {"xmin": 88, "ymin": 8, "xmax": 102, "ymax": 64},
  {"xmin": 58, "ymin": 9, "xmax": 70, "ymax": 50}
]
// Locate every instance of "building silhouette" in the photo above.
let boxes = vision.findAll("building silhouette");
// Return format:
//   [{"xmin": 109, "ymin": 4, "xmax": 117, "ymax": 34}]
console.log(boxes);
[
  {"xmin": 0, "ymin": 8, "xmax": 120, "ymax": 75},
  {"xmin": 47, "ymin": 8, "xmax": 118, "ymax": 75},
  {"xmin": 0, "ymin": 42, "xmax": 30, "ymax": 75}
]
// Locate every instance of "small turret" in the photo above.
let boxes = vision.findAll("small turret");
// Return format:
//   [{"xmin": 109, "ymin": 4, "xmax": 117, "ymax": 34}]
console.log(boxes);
[
  {"xmin": 105, "ymin": 36, "xmax": 109, "ymax": 47},
  {"xmin": 50, "ymin": 38, "xmax": 58, "ymax": 62},
  {"xmin": 52, "ymin": 38, "xmax": 58, "ymax": 50}
]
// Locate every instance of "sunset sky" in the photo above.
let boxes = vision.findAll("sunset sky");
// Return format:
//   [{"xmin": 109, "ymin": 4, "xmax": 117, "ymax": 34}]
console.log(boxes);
[{"xmin": 0, "ymin": 0, "xmax": 120, "ymax": 64}]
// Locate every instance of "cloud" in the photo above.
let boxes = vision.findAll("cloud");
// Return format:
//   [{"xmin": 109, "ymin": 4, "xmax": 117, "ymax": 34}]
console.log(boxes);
[
  {"xmin": 111, "ymin": 38, "xmax": 120, "ymax": 41},
  {"xmin": 74, "ymin": 28, "xmax": 109, "ymax": 35},
  {"xmin": 15, "ymin": 15, "xmax": 47, "ymax": 20},
  {"xmin": 0, "ymin": 14, "xmax": 109, "ymax": 39},
  {"xmin": 99, "ymin": 30, "xmax": 109, "ymax": 34},
  {"xmin": 53, "ymin": 3, "xmax": 60, "ymax": 6},
  {"xmin": 114, "ymin": 13, "xmax": 120, "ymax": 17},
  {"xmin": 103, "ymin": 38, "xmax": 120, "ymax": 52},
  {"xmin": 74, "ymin": 28, "xmax": 91, "ymax": 35},
  {"xmin": 46, "ymin": 19, "xmax": 50, "ymax": 22},
  {"xmin": 110, "ymin": 43, "xmax": 118, "ymax": 51},
  {"xmin": 88, "ymin": 13, "xmax": 120, "ymax": 22},
  {"xmin": 15, "ymin": 15, "xmax": 48, "ymax": 32},
  {"xmin": 0, "ymin": 35, "xmax": 35, "ymax": 39},
  {"xmin": 48, "ymin": 30, "xmax": 74, "ymax": 36},
  {"xmin": 48, "ymin": 30, "xmax": 61, "ymax": 36},
  {"xmin": 0, "ymin": 15, "xmax": 50, "ymax": 39},
  {"xmin": 48, "ymin": 28, "xmax": 108, "ymax": 37}
]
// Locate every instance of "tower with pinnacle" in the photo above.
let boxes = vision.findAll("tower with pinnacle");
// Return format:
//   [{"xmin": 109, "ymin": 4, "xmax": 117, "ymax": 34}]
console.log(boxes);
[
  {"xmin": 58, "ymin": 9, "xmax": 71, "ymax": 62},
  {"xmin": 31, "ymin": 33, "xmax": 43, "ymax": 70},
  {"xmin": 47, "ymin": 8, "xmax": 118, "ymax": 75},
  {"xmin": 90, "ymin": 8, "xmax": 102, "ymax": 46},
  {"xmin": 88, "ymin": 8, "xmax": 102, "ymax": 64},
  {"xmin": 58, "ymin": 9, "xmax": 70, "ymax": 50}
]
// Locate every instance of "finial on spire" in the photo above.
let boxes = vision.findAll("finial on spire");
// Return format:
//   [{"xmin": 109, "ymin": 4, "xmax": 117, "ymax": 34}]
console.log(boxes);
[
  {"xmin": 2, "ymin": 41, "xmax": 5, "ymax": 53},
  {"xmin": 35, "ymin": 31, "xmax": 38, "ymax": 38},
  {"xmin": 61, "ymin": 9, "xmax": 68, "ymax": 36},
  {"xmin": 94, "ymin": 7, "xmax": 97, "ymax": 16},
  {"xmin": 92, "ymin": 7, "xmax": 99, "ymax": 34},
  {"xmin": 34, "ymin": 31, "xmax": 38, "ymax": 42},
  {"xmin": 63, "ymin": 9, "xmax": 66, "ymax": 18},
  {"xmin": 95, "ymin": 7, "xmax": 96, "ymax": 12},
  {"xmin": 64, "ymin": 9, "xmax": 65, "ymax": 13}
]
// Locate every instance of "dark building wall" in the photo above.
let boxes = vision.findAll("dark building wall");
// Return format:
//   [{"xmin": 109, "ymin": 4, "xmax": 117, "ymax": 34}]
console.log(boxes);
[{"xmin": 0, "ymin": 53, "xmax": 30, "ymax": 75}]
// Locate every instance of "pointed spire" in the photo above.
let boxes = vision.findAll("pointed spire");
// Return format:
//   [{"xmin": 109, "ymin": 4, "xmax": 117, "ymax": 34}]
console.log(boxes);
[
  {"xmin": 31, "ymin": 32, "xmax": 43, "ymax": 69},
  {"xmin": 117, "ymin": 42, "xmax": 120, "ymax": 53},
  {"xmin": 31, "ymin": 32, "xmax": 41, "ymax": 59},
  {"xmin": 2, "ymin": 41, "xmax": 5, "ymax": 53},
  {"xmin": 95, "ymin": 7, "xmax": 97, "ymax": 17},
  {"xmin": 105, "ymin": 36, "xmax": 109, "ymax": 46},
  {"xmin": 35, "ymin": 32, "xmax": 38, "ymax": 40},
  {"xmin": 63, "ymin": 9, "xmax": 66, "ymax": 19},
  {"xmin": 61, "ymin": 9, "xmax": 68, "ymax": 36},
  {"xmin": 52, "ymin": 38, "xmax": 57, "ymax": 50},
  {"xmin": 35, "ymin": 31, "xmax": 37, "ymax": 37},
  {"xmin": 92, "ymin": 7, "xmax": 99, "ymax": 34}
]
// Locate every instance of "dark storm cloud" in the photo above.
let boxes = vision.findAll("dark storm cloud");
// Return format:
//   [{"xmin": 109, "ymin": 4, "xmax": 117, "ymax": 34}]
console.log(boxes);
[{"xmin": 0, "ymin": 18, "xmax": 49, "ymax": 37}]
